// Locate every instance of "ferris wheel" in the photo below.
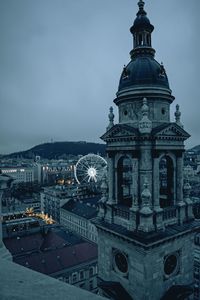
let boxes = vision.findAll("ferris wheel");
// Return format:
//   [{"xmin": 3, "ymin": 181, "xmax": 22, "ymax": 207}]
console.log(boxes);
[{"xmin": 74, "ymin": 154, "xmax": 107, "ymax": 185}]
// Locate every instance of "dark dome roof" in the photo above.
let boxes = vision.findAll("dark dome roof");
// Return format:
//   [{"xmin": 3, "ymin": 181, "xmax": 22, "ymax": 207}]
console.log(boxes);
[
  {"xmin": 118, "ymin": 56, "xmax": 169, "ymax": 91},
  {"xmin": 131, "ymin": 15, "xmax": 154, "ymax": 32}
]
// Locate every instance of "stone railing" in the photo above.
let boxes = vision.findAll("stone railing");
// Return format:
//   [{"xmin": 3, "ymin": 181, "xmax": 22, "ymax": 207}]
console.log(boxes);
[
  {"xmin": 113, "ymin": 205, "xmax": 130, "ymax": 229},
  {"xmin": 163, "ymin": 206, "xmax": 177, "ymax": 220},
  {"xmin": 162, "ymin": 206, "xmax": 177, "ymax": 226},
  {"xmin": 113, "ymin": 205, "xmax": 130, "ymax": 220},
  {"xmin": 0, "ymin": 258, "xmax": 105, "ymax": 300}
]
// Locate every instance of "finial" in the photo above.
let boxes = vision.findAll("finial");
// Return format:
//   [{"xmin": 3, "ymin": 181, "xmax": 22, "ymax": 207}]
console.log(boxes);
[
  {"xmin": 138, "ymin": 0, "xmax": 145, "ymax": 11},
  {"xmin": 141, "ymin": 179, "xmax": 151, "ymax": 205},
  {"xmin": 137, "ymin": 0, "xmax": 146, "ymax": 16},
  {"xmin": 174, "ymin": 104, "xmax": 183, "ymax": 128},
  {"xmin": 183, "ymin": 176, "xmax": 191, "ymax": 200},
  {"xmin": 141, "ymin": 98, "xmax": 149, "ymax": 116},
  {"xmin": 139, "ymin": 178, "xmax": 153, "ymax": 216},
  {"xmin": 139, "ymin": 98, "xmax": 152, "ymax": 134},
  {"xmin": 107, "ymin": 106, "xmax": 114, "ymax": 131}
]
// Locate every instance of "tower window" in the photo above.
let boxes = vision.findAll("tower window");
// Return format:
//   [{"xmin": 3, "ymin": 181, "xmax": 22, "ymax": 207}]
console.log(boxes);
[
  {"xmin": 139, "ymin": 34, "xmax": 142, "ymax": 46},
  {"xmin": 164, "ymin": 252, "xmax": 180, "ymax": 279},
  {"xmin": 124, "ymin": 110, "xmax": 128, "ymax": 116},
  {"xmin": 113, "ymin": 249, "xmax": 128, "ymax": 275},
  {"xmin": 117, "ymin": 156, "xmax": 132, "ymax": 207},
  {"xmin": 161, "ymin": 108, "xmax": 166, "ymax": 115},
  {"xmin": 159, "ymin": 155, "xmax": 174, "ymax": 208},
  {"xmin": 147, "ymin": 34, "xmax": 150, "ymax": 46}
]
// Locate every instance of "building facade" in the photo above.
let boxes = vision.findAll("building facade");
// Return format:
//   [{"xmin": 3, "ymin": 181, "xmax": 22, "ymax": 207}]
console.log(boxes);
[
  {"xmin": 60, "ymin": 196, "xmax": 99, "ymax": 243},
  {"xmin": 41, "ymin": 185, "xmax": 72, "ymax": 222},
  {"xmin": 1, "ymin": 166, "xmax": 35, "ymax": 183},
  {"xmin": 94, "ymin": 1, "xmax": 199, "ymax": 299}
]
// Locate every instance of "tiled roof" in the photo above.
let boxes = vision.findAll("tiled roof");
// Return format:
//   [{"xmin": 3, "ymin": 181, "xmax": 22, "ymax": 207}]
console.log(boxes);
[
  {"xmin": 14, "ymin": 242, "xmax": 97, "ymax": 275},
  {"xmin": 4, "ymin": 227, "xmax": 97, "ymax": 275},
  {"xmin": 61, "ymin": 196, "xmax": 100, "ymax": 219}
]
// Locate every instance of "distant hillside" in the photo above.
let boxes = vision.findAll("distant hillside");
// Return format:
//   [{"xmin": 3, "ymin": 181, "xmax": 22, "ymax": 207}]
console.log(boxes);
[{"xmin": 3, "ymin": 141, "xmax": 106, "ymax": 159}]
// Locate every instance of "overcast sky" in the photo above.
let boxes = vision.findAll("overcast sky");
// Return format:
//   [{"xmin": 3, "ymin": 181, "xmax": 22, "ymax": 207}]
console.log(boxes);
[{"xmin": 0, "ymin": 0, "xmax": 199, "ymax": 154}]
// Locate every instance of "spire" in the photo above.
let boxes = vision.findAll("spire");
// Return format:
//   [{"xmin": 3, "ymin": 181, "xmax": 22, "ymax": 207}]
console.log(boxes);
[
  {"xmin": 130, "ymin": 0, "xmax": 155, "ymax": 59},
  {"xmin": 183, "ymin": 176, "xmax": 191, "ymax": 201},
  {"xmin": 137, "ymin": 0, "xmax": 146, "ymax": 16}
]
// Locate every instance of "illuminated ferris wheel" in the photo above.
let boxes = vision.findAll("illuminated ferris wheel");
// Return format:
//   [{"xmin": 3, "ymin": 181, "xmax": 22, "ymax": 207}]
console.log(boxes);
[{"xmin": 74, "ymin": 154, "xmax": 107, "ymax": 185}]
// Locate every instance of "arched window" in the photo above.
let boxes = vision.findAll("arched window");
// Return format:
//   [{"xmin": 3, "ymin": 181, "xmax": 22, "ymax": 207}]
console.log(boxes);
[
  {"xmin": 117, "ymin": 156, "xmax": 132, "ymax": 207},
  {"xmin": 139, "ymin": 34, "xmax": 143, "ymax": 46},
  {"xmin": 159, "ymin": 155, "xmax": 174, "ymax": 208},
  {"xmin": 147, "ymin": 34, "xmax": 150, "ymax": 46}
]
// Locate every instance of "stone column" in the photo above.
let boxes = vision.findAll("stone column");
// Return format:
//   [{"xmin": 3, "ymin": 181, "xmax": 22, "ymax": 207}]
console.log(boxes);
[
  {"xmin": 176, "ymin": 156, "xmax": 184, "ymax": 204},
  {"xmin": 153, "ymin": 157, "xmax": 160, "ymax": 209},
  {"xmin": 138, "ymin": 181, "xmax": 154, "ymax": 233},
  {"xmin": 107, "ymin": 155, "xmax": 115, "ymax": 205},
  {"xmin": 129, "ymin": 158, "xmax": 139, "ymax": 231},
  {"xmin": 139, "ymin": 147, "xmax": 152, "ymax": 205},
  {"xmin": 153, "ymin": 156, "xmax": 164, "ymax": 231},
  {"xmin": 183, "ymin": 178, "xmax": 194, "ymax": 221},
  {"xmin": 176, "ymin": 155, "xmax": 186, "ymax": 224},
  {"xmin": 131, "ymin": 158, "xmax": 139, "ymax": 209}
]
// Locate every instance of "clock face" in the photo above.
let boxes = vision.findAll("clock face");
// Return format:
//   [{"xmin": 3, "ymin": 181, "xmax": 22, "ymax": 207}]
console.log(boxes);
[
  {"xmin": 114, "ymin": 251, "xmax": 128, "ymax": 273},
  {"xmin": 164, "ymin": 254, "xmax": 178, "ymax": 276}
]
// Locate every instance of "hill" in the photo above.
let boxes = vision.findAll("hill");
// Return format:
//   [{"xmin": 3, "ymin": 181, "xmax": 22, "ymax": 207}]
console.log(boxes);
[{"xmin": 3, "ymin": 141, "xmax": 106, "ymax": 159}]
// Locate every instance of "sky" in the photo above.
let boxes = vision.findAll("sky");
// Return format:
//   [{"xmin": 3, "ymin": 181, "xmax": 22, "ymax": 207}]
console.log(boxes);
[{"xmin": 0, "ymin": 0, "xmax": 199, "ymax": 154}]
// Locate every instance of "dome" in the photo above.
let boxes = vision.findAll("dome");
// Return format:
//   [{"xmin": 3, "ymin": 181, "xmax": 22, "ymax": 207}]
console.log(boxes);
[
  {"xmin": 118, "ymin": 56, "xmax": 169, "ymax": 91},
  {"xmin": 131, "ymin": 15, "xmax": 154, "ymax": 32}
]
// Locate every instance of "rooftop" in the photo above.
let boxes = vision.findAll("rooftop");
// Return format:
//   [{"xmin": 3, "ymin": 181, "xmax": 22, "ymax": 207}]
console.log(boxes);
[
  {"xmin": 94, "ymin": 218, "xmax": 200, "ymax": 249},
  {"xmin": 0, "ymin": 258, "xmax": 104, "ymax": 300},
  {"xmin": 4, "ymin": 226, "xmax": 97, "ymax": 275},
  {"xmin": 61, "ymin": 196, "xmax": 100, "ymax": 220}
]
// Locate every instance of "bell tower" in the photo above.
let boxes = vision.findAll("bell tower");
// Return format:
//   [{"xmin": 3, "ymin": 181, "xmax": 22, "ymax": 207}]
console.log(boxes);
[{"xmin": 94, "ymin": 1, "xmax": 199, "ymax": 299}]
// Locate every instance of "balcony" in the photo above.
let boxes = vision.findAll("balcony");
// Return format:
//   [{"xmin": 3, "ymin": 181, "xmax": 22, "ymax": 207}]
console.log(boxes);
[
  {"xmin": 113, "ymin": 205, "xmax": 130, "ymax": 229},
  {"xmin": 162, "ymin": 206, "xmax": 177, "ymax": 226},
  {"xmin": 114, "ymin": 206, "xmax": 130, "ymax": 220},
  {"xmin": 0, "ymin": 258, "xmax": 104, "ymax": 300}
]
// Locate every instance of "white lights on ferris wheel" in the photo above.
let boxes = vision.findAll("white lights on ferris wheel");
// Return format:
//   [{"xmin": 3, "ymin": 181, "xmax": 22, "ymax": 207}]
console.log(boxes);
[{"xmin": 74, "ymin": 154, "xmax": 107, "ymax": 184}]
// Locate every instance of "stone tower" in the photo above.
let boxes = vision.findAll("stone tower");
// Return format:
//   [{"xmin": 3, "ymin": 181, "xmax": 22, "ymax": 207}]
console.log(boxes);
[{"xmin": 94, "ymin": 1, "xmax": 199, "ymax": 299}]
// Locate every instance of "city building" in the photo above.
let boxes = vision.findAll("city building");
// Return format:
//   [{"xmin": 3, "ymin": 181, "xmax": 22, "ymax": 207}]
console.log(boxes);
[
  {"xmin": 3, "ymin": 224, "xmax": 98, "ymax": 293},
  {"xmin": 94, "ymin": 1, "xmax": 199, "ymax": 299},
  {"xmin": 60, "ymin": 196, "xmax": 99, "ymax": 243},
  {"xmin": 41, "ymin": 160, "xmax": 76, "ymax": 185},
  {"xmin": 41, "ymin": 185, "xmax": 76, "ymax": 222},
  {"xmin": 1, "ymin": 166, "xmax": 35, "ymax": 183}
]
